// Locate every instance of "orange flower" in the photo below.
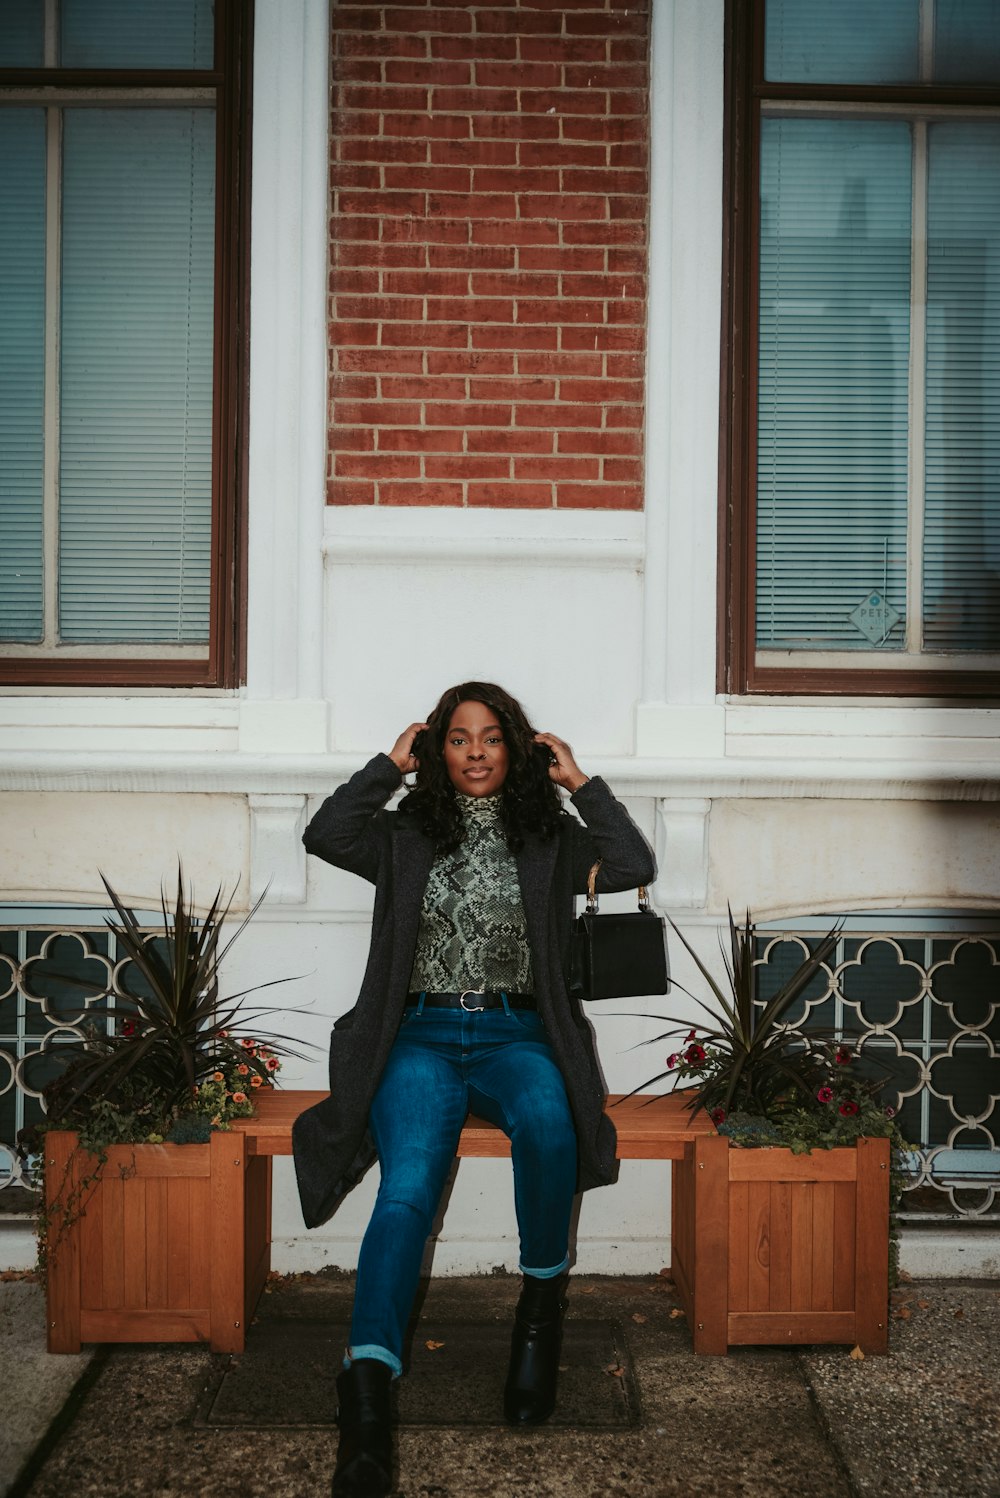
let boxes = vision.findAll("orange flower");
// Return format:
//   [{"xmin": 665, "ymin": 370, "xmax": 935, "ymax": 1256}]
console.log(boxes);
[
  {"xmin": 232, "ymin": 1091, "xmax": 248, "ymax": 1105},
  {"xmin": 212, "ymin": 1071, "xmax": 225, "ymax": 1083},
  {"xmin": 265, "ymin": 1056, "xmax": 280, "ymax": 1072},
  {"xmin": 237, "ymin": 1063, "xmax": 249, "ymax": 1076},
  {"xmin": 250, "ymin": 1074, "xmax": 263, "ymax": 1088}
]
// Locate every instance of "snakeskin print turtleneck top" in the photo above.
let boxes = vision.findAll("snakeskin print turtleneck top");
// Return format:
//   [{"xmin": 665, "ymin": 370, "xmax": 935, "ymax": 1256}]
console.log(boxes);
[{"xmin": 407, "ymin": 794, "xmax": 534, "ymax": 993}]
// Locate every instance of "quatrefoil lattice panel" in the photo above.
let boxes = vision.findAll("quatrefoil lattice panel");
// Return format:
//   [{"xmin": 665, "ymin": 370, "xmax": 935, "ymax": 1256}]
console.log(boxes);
[
  {"xmin": 754, "ymin": 927, "xmax": 1000, "ymax": 1219},
  {"xmin": 1, "ymin": 923, "xmax": 139, "ymax": 1193}
]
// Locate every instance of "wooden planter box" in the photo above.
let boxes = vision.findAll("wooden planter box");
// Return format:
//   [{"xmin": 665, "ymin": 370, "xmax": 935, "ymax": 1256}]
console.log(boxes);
[
  {"xmin": 44, "ymin": 1128, "xmax": 272, "ymax": 1354},
  {"xmin": 671, "ymin": 1133, "xmax": 891, "ymax": 1355}
]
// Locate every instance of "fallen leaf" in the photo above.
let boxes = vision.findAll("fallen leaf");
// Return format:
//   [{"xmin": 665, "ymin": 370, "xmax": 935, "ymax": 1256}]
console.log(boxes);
[
  {"xmin": 649, "ymin": 1278, "xmax": 676, "ymax": 1294},
  {"xmin": 917, "ymin": 1299, "xmax": 930, "ymax": 1310},
  {"xmin": 849, "ymin": 1344, "xmax": 865, "ymax": 1360},
  {"xmin": 669, "ymin": 1308, "xmax": 685, "ymax": 1320},
  {"xmin": 425, "ymin": 1340, "xmax": 445, "ymax": 1351},
  {"xmin": 604, "ymin": 1362, "xmax": 625, "ymax": 1378},
  {"xmin": 579, "ymin": 1284, "xmax": 597, "ymax": 1295},
  {"xmin": 894, "ymin": 1307, "xmax": 912, "ymax": 1320},
  {"xmin": 658, "ymin": 1267, "xmax": 673, "ymax": 1279},
  {"xmin": 955, "ymin": 1307, "xmax": 964, "ymax": 1319},
  {"xmin": 631, "ymin": 1313, "xmax": 648, "ymax": 1325}
]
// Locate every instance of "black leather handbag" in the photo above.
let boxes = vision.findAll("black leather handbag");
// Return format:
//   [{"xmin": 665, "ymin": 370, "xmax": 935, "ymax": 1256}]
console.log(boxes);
[{"xmin": 569, "ymin": 861, "xmax": 670, "ymax": 1001}]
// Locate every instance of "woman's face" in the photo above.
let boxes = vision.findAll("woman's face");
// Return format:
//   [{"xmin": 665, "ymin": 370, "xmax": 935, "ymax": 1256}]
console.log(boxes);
[{"xmin": 442, "ymin": 699, "xmax": 510, "ymax": 797}]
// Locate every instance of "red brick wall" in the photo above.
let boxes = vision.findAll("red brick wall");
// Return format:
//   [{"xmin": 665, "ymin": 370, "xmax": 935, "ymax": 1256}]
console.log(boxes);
[{"xmin": 328, "ymin": 0, "xmax": 649, "ymax": 509}]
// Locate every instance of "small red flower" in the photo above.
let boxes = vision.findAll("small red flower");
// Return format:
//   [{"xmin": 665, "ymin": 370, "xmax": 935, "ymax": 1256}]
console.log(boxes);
[
  {"xmin": 685, "ymin": 1043, "xmax": 706, "ymax": 1065},
  {"xmin": 120, "ymin": 1018, "xmax": 138, "ymax": 1038},
  {"xmin": 219, "ymin": 1029, "xmax": 229, "ymax": 1039},
  {"xmin": 835, "ymin": 1047, "xmax": 853, "ymax": 1065},
  {"xmin": 710, "ymin": 1107, "xmax": 727, "ymax": 1125},
  {"xmin": 265, "ymin": 1055, "xmax": 280, "ymax": 1071},
  {"xmin": 839, "ymin": 1100, "xmax": 859, "ymax": 1116},
  {"xmin": 817, "ymin": 1086, "xmax": 834, "ymax": 1103},
  {"xmin": 667, "ymin": 1053, "xmax": 679, "ymax": 1069},
  {"xmin": 686, "ymin": 1029, "xmax": 697, "ymax": 1042},
  {"xmin": 884, "ymin": 1104, "xmax": 896, "ymax": 1119},
  {"xmin": 240, "ymin": 1038, "xmax": 256, "ymax": 1051}
]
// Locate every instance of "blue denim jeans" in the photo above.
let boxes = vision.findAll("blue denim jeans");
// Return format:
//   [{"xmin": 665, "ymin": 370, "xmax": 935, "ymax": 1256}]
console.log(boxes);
[{"xmin": 348, "ymin": 999, "xmax": 578, "ymax": 1377}]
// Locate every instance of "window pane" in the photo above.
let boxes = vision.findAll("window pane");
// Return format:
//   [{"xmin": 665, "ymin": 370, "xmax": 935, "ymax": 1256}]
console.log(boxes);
[
  {"xmin": 0, "ymin": 110, "xmax": 46, "ymax": 642},
  {"xmin": 59, "ymin": 109, "xmax": 215, "ymax": 644},
  {"xmin": 924, "ymin": 122, "xmax": 1000, "ymax": 652},
  {"xmin": 934, "ymin": 0, "xmax": 1000, "ymax": 84},
  {"xmin": 0, "ymin": 0, "xmax": 44, "ymax": 66},
  {"xmin": 757, "ymin": 119, "xmax": 912, "ymax": 652},
  {"xmin": 765, "ymin": 0, "xmax": 920, "ymax": 84},
  {"xmin": 60, "ymin": 0, "xmax": 213, "ymax": 70}
]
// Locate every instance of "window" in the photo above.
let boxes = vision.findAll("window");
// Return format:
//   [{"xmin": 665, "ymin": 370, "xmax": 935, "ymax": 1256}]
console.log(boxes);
[
  {"xmin": 0, "ymin": 0, "xmax": 250, "ymax": 687},
  {"xmin": 0, "ymin": 906, "xmax": 151, "ymax": 1196},
  {"xmin": 754, "ymin": 911, "xmax": 1000, "ymax": 1221},
  {"xmin": 723, "ymin": 0, "xmax": 1000, "ymax": 695}
]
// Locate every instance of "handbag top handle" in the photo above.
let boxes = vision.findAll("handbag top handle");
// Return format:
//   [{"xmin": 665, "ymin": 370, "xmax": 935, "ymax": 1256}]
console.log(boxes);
[{"xmin": 585, "ymin": 859, "xmax": 651, "ymax": 915}]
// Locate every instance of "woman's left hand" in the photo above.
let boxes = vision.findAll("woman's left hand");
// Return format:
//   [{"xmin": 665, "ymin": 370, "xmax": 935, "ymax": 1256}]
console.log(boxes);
[{"xmin": 534, "ymin": 732, "xmax": 589, "ymax": 793}]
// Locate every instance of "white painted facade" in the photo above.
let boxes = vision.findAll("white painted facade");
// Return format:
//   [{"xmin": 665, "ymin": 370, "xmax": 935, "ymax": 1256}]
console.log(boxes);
[{"xmin": 2, "ymin": 0, "xmax": 998, "ymax": 1277}]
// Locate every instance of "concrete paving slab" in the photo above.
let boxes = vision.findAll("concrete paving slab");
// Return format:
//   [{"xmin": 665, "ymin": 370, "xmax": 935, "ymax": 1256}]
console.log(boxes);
[
  {"xmin": 803, "ymin": 1281, "xmax": 1000, "ymax": 1498},
  {"xmin": 0, "ymin": 1280, "xmax": 94, "ymax": 1498}
]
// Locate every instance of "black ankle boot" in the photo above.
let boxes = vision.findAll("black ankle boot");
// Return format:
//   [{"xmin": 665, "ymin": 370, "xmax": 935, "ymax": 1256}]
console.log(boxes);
[
  {"xmin": 503, "ymin": 1273, "xmax": 568, "ymax": 1426},
  {"xmin": 332, "ymin": 1358, "xmax": 394, "ymax": 1498}
]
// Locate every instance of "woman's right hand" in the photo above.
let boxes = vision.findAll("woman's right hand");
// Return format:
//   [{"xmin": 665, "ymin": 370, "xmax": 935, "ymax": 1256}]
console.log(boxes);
[{"xmin": 388, "ymin": 722, "xmax": 429, "ymax": 775}]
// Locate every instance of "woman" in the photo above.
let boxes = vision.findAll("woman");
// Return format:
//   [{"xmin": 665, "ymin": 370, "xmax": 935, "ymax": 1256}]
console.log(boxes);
[{"xmin": 292, "ymin": 682, "xmax": 654, "ymax": 1498}]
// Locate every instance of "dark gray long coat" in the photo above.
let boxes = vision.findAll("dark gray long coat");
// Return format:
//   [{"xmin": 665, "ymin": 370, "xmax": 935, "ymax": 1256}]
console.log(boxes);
[{"xmin": 292, "ymin": 754, "xmax": 655, "ymax": 1229}]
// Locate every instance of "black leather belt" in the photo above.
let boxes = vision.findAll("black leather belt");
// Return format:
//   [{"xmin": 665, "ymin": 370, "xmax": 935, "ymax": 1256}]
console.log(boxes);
[{"xmin": 406, "ymin": 990, "xmax": 536, "ymax": 1012}]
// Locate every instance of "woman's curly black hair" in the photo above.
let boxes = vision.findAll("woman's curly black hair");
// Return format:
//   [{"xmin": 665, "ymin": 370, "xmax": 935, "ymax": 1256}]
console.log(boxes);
[{"xmin": 398, "ymin": 681, "xmax": 564, "ymax": 853}]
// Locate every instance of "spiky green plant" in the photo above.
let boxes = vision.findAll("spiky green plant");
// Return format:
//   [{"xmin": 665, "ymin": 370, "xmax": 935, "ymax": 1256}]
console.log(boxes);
[
  {"xmin": 36, "ymin": 867, "xmax": 308, "ymax": 1136},
  {"xmin": 625, "ymin": 909, "xmax": 842, "ymax": 1120}
]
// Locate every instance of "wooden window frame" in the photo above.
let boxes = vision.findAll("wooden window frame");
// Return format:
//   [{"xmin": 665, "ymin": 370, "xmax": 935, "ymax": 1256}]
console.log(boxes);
[
  {"xmin": 720, "ymin": 0, "xmax": 1000, "ymax": 699},
  {"xmin": 0, "ymin": 0, "xmax": 251, "ymax": 689}
]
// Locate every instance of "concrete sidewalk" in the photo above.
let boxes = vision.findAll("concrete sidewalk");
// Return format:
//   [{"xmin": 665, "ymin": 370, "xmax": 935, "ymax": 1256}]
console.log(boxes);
[{"xmin": 1, "ymin": 1271, "xmax": 997, "ymax": 1498}]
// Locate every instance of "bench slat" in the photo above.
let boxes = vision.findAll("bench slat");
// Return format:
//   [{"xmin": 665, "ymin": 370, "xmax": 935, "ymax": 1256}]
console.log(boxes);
[{"xmin": 231, "ymin": 1089, "xmax": 714, "ymax": 1160}]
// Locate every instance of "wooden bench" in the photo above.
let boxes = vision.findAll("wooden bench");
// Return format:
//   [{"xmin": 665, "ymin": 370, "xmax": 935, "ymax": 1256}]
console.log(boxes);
[
  {"xmin": 224, "ymin": 1089, "xmax": 723, "ymax": 1352},
  {"xmin": 234, "ymin": 1087, "xmax": 715, "ymax": 1162},
  {"xmin": 46, "ymin": 1091, "xmax": 887, "ymax": 1357}
]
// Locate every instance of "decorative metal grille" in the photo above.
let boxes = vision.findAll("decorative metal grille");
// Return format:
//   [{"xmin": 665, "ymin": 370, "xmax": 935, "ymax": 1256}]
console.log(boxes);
[
  {"xmin": 0, "ymin": 911, "xmax": 151, "ymax": 1195},
  {"xmin": 754, "ymin": 916, "xmax": 1000, "ymax": 1220}
]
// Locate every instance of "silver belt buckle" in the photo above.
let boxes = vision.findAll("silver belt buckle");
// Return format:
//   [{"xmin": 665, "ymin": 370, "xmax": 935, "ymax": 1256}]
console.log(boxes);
[{"xmin": 459, "ymin": 989, "xmax": 487, "ymax": 1012}]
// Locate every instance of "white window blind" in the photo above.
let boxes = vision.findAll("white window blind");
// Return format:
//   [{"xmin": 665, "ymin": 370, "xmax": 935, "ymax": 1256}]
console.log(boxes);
[
  {"xmin": 934, "ymin": 0, "xmax": 1000, "ymax": 83},
  {"xmin": 924, "ymin": 122, "xmax": 1000, "ymax": 652},
  {"xmin": 765, "ymin": 0, "xmax": 1000, "ymax": 88},
  {"xmin": 58, "ymin": 108, "xmax": 215, "ymax": 645},
  {"xmin": 59, "ymin": 0, "xmax": 214, "ymax": 70},
  {"xmin": 765, "ymin": 0, "xmax": 920, "ymax": 84},
  {"xmin": 756, "ymin": 118, "xmax": 912, "ymax": 651},
  {"xmin": 0, "ymin": 1, "xmax": 44, "ymax": 66},
  {"xmin": 0, "ymin": 110, "xmax": 46, "ymax": 642}
]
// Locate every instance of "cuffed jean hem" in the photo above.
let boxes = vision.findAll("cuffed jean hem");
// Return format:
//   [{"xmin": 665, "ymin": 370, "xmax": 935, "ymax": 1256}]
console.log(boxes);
[
  {"xmin": 343, "ymin": 1344, "xmax": 403, "ymax": 1379},
  {"xmin": 519, "ymin": 1254, "xmax": 570, "ymax": 1279}
]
